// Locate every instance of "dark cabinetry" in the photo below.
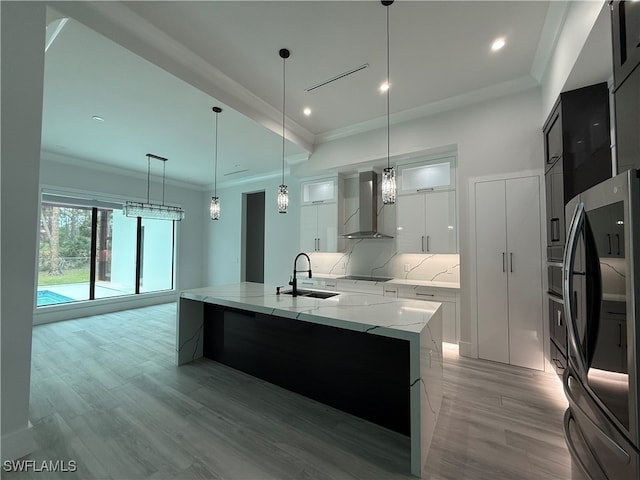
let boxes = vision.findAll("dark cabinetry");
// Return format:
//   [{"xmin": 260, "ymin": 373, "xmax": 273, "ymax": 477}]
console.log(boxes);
[
  {"xmin": 591, "ymin": 300, "xmax": 627, "ymax": 373},
  {"xmin": 612, "ymin": 0, "xmax": 640, "ymax": 172}
]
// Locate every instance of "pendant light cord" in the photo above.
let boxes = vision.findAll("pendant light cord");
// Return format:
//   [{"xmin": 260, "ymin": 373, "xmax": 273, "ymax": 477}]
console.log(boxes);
[
  {"xmin": 386, "ymin": 2, "xmax": 390, "ymax": 169},
  {"xmin": 146, "ymin": 154, "xmax": 151, "ymax": 204},
  {"xmin": 282, "ymin": 54, "xmax": 286, "ymax": 186},
  {"xmin": 214, "ymin": 110, "xmax": 218, "ymax": 198},
  {"xmin": 162, "ymin": 159, "xmax": 166, "ymax": 206}
]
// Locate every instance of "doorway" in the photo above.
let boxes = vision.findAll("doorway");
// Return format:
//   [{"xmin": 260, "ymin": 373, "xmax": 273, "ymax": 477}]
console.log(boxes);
[{"xmin": 243, "ymin": 191, "xmax": 265, "ymax": 283}]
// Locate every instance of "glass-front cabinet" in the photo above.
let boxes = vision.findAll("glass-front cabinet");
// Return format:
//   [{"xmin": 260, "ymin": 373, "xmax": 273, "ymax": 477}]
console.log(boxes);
[{"xmin": 396, "ymin": 156, "xmax": 458, "ymax": 253}]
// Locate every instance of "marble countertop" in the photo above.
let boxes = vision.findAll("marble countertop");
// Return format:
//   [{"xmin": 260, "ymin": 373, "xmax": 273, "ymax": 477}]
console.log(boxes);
[
  {"xmin": 312, "ymin": 273, "xmax": 460, "ymax": 290},
  {"xmin": 180, "ymin": 282, "xmax": 441, "ymax": 341}
]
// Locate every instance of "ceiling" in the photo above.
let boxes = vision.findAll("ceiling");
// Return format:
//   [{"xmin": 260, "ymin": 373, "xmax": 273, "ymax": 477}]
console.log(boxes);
[{"xmin": 40, "ymin": 1, "xmax": 598, "ymax": 188}]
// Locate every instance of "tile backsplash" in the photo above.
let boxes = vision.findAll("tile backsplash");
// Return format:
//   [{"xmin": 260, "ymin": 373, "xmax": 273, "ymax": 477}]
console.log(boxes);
[{"xmin": 309, "ymin": 239, "xmax": 459, "ymax": 284}]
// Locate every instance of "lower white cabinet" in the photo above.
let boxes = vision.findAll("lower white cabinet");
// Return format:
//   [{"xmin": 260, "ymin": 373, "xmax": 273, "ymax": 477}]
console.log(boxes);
[
  {"xmin": 397, "ymin": 286, "xmax": 459, "ymax": 343},
  {"xmin": 474, "ymin": 175, "xmax": 544, "ymax": 370}
]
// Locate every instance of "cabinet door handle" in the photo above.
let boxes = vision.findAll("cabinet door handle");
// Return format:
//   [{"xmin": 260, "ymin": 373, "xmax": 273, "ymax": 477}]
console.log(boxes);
[
  {"xmin": 421, "ymin": 236, "xmax": 425, "ymax": 252},
  {"xmin": 619, "ymin": 323, "xmax": 622, "ymax": 348},
  {"xmin": 550, "ymin": 218, "xmax": 560, "ymax": 242},
  {"xmin": 502, "ymin": 252, "xmax": 505, "ymax": 272},
  {"xmin": 416, "ymin": 292, "xmax": 435, "ymax": 297},
  {"xmin": 417, "ymin": 188, "xmax": 434, "ymax": 192},
  {"xmin": 557, "ymin": 309, "xmax": 563, "ymax": 327},
  {"xmin": 426, "ymin": 235, "xmax": 430, "ymax": 252},
  {"xmin": 607, "ymin": 234, "xmax": 612, "ymax": 255},
  {"xmin": 510, "ymin": 252, "xmax": 513, "ymax": 273},
  {"xmin": 615, "ymin": 233, "xmax": 621, "ymax": 255},
  {"xmin": 311, "ymin": 200, "xmax": 324, "ymax": 204}
]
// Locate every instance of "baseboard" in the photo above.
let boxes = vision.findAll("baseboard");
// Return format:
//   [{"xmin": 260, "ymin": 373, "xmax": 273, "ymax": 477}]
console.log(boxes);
[
  {"xmin": 1, "ymin": 423, "xmax": 35, "ymax": 462},
  {"xmin": 458, "ymin": 341, "xmax": 477, "ymax": 358}
]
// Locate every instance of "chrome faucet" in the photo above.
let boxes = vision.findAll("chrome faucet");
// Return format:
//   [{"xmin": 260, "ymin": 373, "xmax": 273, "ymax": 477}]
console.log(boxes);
[{"xmin": 290, "ymin": 252, "xmax": 312, "ymax": 297}]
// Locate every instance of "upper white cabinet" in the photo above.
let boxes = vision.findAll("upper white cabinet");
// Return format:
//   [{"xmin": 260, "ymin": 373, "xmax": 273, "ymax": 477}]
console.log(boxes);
[
  {"xmin": 396, "ymin": 157, "xmax": 457, "ymax": 254},
  {"xmin": 301, "ymin": 178, "xmax": 336, "ymax": 205},
  {"xmin": 474, "ymin": 175, "xmax": 544, "ymax": 370},
  {"xmin": 300, "ymin": 177, "xmax": 338, "ymax": 252},
  {"xmin": 399, "ymin": 157, "xmax": 456, "ymax": 193},
  {"xmin": 396, "ymin": 190, "xmax": 457, "ymax": 253}
]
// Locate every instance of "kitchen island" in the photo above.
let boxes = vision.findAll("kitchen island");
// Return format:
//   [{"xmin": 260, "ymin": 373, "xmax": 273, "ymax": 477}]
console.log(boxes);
[{"xmin": 177, "ymin": 282, "xmax": 442, "ymax": 477}]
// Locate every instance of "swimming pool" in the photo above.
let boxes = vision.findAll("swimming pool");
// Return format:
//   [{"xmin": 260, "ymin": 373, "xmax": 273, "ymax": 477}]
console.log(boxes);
[{"xmin": 37, "ymin": 290, "xmax": 75, "ymax": 306}]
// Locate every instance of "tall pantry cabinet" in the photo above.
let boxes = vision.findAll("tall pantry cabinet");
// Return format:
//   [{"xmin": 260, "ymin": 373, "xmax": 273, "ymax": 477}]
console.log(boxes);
[{"xmin": 474, "ymin": 175, "xmax": 544, "ymax": 370}]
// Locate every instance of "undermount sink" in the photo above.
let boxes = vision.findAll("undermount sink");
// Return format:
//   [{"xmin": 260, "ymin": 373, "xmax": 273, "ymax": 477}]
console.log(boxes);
[{"xmin": 282, "ymin": 289, "xmax": 339, "ymax": 299}]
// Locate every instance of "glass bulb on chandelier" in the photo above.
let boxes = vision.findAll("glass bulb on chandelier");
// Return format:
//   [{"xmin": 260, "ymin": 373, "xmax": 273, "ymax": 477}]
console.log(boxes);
[
  {"xmin": 278, "ymin": 184, "xmax": 289, "ymax": 213},
  {"xmin": 210, "ymin": 196, "xmax": 220, "ymax": 220},
  {"xmin": 382, "ymin": 167, "xmax": 396, "ymax": 205}
]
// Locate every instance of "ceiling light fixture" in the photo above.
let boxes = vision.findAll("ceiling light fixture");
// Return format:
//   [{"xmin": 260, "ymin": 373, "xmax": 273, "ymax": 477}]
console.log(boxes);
[
  {"xmin": 379, "ymin": 81, "xmax": 389, "ymax": 92},
  {"xmin": 381, "ymin": 0, "xmax": 396, "ymax": 205},
  {"xmin": 303, "ymin": 107, "xmax": 311, "ymax": 116},
  {"xmin": 210, "ymin": 106, "xmax": 222, "ymax": 220},
  {"xmin": 123, "ymin": 153, "xmax": 185, "ymax": 221},
  {"xmin": 92, "ymin": 115, "xmax": 104, "ymax": 122},
  {"xmin": 277, "ymin": 48, "xmax": 290, "ymax": 214},
  {"xmin": 491, "ymin": 37, "xmax": 506, "ymax": 52}
]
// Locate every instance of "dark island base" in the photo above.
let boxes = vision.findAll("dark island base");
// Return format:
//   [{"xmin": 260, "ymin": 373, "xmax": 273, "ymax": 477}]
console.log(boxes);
[{"xmin": 203, "ymin": 304, "xmax": 411, "ymax": 435}]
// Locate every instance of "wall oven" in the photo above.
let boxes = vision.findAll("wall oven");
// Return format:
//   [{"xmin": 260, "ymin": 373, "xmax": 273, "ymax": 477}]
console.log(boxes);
[{"xmin": 562, "ymin": 169, "xmax": 640, "ymax": 479}]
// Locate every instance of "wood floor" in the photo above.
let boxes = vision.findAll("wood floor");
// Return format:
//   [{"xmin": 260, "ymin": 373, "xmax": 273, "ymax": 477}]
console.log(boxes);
[{"xmin": 5, "ymin": 303, "xmax": 583, "ymax": 479}]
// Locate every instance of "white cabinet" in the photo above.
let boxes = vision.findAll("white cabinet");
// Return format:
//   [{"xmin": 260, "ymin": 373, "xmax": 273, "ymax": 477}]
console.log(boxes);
[
  {"xmin": 301, "ymin": 178, "xmax": 336, "ymax": 205},
  {"xmin": 399, "ymin": 159, "xmax": 455, "ymax": 193},
  {"xmin": 474, "ymin": 175, "xmax": 544, "ymax": 370},
  {"xmin": 396, "ymin": 190, "xmax": 456, "ymax": 253},
  {"xmin": 300, "ymin": 203, "xmax": 338, "ymax": 252},
  {"xmin": 397, "ymin": 286, "xmax": 459, "ymax": 343}
]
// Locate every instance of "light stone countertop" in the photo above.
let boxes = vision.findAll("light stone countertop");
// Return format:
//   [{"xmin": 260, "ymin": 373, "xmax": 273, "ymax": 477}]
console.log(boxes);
[
  {"xmin": 312, "ymin": 273, "xmax": 460, "ymax": 290},
  {"xmin": 180, "ymin": 282, "xmax": 441, "ymax": 341}
]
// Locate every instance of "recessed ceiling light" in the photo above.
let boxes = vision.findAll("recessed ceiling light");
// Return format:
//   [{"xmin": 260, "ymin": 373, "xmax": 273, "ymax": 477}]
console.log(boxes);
[
  {"xmin": 303, "ymin": 107, "xmax": 312, "ymax": 116},
  {"xmin": 491, "ymin": 37, "xmax": 506, "ymax": 52},
  {"xmin": 92, "ymin": 115, "xmax": 105, "ymax": 122},
  {"xmin": 379, "ymin": 81, "xmax": 390, "ymax": 92}
]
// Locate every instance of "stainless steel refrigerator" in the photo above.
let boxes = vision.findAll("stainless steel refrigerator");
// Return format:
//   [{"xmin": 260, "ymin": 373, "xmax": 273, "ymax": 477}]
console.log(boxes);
[{"xmin": 563, "ymin": 169, "xmax": 640, "ymax": 479}]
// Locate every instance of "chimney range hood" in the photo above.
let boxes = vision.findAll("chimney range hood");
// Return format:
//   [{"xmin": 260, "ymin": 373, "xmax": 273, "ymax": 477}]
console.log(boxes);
[{"xmin": 342, "ymin": 171, "xmax": 393, "ymax": 239}]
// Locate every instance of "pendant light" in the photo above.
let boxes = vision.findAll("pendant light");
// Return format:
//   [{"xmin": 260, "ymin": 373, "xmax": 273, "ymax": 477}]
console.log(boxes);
[
  {"xmin": 277, "ymin": 48, "xmax": 290, "ymax": 214},
  {"xmin": 381, "ymin": 0, "xmax": 396, "ymax": 205},
  {"xmin": 123, "ymin": 153, "xmax": 185, "ymax": 221},
  {"xmin": 210, "ymin": 106, "xmax": 222, "ymax": 220}
]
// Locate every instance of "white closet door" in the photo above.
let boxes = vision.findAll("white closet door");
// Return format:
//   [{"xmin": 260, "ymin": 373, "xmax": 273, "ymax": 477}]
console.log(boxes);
[
  {"xmin": 396, "ymin": 193, "xmax": 426, "ymax": 253},
  {"xmin": 475, "ymin": 180, "xmax": 509, "ymax": 364},
  {"xmin": 506, "ymin": 176, "xmax": 544, "ymax": 370}
]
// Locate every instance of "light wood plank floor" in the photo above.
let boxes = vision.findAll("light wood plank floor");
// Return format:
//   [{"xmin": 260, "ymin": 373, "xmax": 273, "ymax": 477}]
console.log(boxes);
[{"xmin": 5, "ymin": 303, "xmax": 583, "ymax": 479}]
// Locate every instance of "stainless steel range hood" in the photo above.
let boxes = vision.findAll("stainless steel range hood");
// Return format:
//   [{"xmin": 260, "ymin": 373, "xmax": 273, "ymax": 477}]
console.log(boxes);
[{"xmin": 342, "ymin": 171, "xmax": 393, "ymax": 239}]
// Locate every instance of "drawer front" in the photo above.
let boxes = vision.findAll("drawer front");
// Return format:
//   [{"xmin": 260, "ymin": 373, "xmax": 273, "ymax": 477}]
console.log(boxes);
[
  {"xmin": 549, "ymin": 295, "xmax": 567, "ymax": 356},
  {"xmin": 397, "ymin": 286, "xmax": 456, "ymax": 301}
]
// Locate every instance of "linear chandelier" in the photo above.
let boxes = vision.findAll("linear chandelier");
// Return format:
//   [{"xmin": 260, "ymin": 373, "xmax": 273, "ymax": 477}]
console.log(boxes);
[
  {"xmin": 381, "ymin": 0, "xmax": 396, "ymax": 205},
  {"xmin": 123, "ymin": 153, "xmax": 185, "ymax": 221}
]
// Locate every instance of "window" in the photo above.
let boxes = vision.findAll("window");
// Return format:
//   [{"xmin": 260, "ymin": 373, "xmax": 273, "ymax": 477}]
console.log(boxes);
[{"xmin": 37, "ymin": 194, "xmax": 176, "ymax": 307}]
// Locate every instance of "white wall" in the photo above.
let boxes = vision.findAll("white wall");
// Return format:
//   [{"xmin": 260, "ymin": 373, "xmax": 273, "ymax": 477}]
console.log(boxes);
[
  {"xmin": 1, "ymin": 1, "xmax": 46, "ymax": 461},
  {"xmin": 295, "ymin": 87, "xmax": 544, "ymax": 357},
  {"xmin": 204, "ymin": 176, "xmax": 301, "ymax": 287},
  {"xmin": 39, "ymin": 156, "xmax": 205, "ymax": 307}
]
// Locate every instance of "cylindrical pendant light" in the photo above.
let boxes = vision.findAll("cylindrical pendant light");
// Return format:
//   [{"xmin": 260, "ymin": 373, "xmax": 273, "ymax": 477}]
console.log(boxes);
[
  {"xmin": 210, "ymin": 106, "xmax": 222, "ymax": 220},
  {"xmin": 277, "ymin": 48, "xmax": 290, "ymax": 214},
  {"xmin": 381, "ymin": 0, "xmax": 396, "ymax": 205}
]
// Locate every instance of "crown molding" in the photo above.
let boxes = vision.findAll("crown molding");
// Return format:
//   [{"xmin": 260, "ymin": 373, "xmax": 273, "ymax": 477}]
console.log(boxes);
[
  {"xmin": 41, "ymin": 150, "xmax": 204, "ymax": 191},
  {"xmin": 315, "ymin": 75, "xmax": 540, "ymax": 145}
]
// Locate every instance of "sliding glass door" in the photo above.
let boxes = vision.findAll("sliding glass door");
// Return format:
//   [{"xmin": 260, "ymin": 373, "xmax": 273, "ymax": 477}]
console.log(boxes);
[{"xmin": 37, "ymin": 194, "xmax": 176, "ymax": 307}]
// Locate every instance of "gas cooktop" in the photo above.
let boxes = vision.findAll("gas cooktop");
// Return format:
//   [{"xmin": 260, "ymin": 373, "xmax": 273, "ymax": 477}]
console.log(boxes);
[{"xmin": 337, "ymin": 275, "xmax": 393, "ymax": 282}]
